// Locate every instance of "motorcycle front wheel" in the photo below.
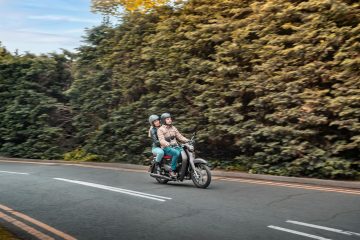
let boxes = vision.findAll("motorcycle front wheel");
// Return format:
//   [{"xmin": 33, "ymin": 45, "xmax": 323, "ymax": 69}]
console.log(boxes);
[{"xmin": 191, "ymin": 164, "xmax": 211, "ymax": 188}]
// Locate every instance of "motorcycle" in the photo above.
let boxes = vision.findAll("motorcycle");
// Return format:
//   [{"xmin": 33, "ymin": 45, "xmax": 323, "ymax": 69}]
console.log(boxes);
[{"xmin": 149, "ymin": 133, "xmax": 211, "ymax": 188}]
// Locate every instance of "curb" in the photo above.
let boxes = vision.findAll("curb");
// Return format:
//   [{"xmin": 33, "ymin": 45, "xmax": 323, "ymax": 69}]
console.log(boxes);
[
  {"xmin": 211, "ymin": 170, "xmax": 360, "ymax": 190},
  {"xmin": 1, "ymin": 156, "xmax": 359, "ymax": 190}
]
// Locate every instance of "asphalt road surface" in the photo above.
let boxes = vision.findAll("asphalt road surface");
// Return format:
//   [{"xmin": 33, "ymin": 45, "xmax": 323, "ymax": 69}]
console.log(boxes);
[{"xmin": 0, "ymin": 161, "xmax": 359, "ymax": 240}]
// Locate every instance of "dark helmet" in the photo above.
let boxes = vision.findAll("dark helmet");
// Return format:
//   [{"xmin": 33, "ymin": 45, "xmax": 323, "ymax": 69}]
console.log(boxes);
[
  {"xmin": 148, "ymin": 115, "xmax": 160, "ymax": 126},
  {"xmin": 160, "ymin": 112, "xmax": 171, "ymax": 125}
]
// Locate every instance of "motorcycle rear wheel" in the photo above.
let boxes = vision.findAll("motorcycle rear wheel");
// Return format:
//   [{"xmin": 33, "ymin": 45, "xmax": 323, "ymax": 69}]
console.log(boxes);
[
  {"xmin": 156, "ymin": 178, "xmax": 169, "ymax": 184},
  {"xmin": 191, "ymin": 164, "xmax": 211, "ymax": 188}
]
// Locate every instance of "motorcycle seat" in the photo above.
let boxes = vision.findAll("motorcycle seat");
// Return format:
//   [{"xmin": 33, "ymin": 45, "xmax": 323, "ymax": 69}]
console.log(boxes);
[{"xmin": 153, "ymin": 155, "xmax": 172, "ymax": 159}]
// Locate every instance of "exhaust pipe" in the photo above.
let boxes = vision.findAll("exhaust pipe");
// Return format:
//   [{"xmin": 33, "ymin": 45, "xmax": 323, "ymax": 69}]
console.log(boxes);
[{"xmin": 150, "ymin": 173, "xmax": 172, "ymax": 181}]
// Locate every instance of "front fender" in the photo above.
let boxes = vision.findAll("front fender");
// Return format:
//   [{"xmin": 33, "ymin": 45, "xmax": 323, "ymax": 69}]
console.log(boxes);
[{"xmin": 193, "ymin": 158, "xmax": 208, "ymax": 165}]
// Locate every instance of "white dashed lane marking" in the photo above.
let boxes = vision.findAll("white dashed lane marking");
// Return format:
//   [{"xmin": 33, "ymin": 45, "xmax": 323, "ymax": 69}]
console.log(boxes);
[
  {"xmin": 54, "ymin": 178, "xmax": 172, "ymax": 202},
  {"xmin": 0, "ymin": 170, "xmax": 30, "ymax": 175},
  {"xmin": 268, "ymin": 219, "xmax": 360, "ymax": 239},
  {"xmin": 286, "ymin": 220, "xmax": 360, "ymax": 236},
  {"xmin": 268, "ymin": 225, "xmax": 331, "ymax": 240}
]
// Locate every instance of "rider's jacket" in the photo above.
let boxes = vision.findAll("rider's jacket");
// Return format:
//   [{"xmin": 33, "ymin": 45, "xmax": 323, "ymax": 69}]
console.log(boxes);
[{"xmin": 157, "ymin": 125, "xmax": 189, "ymax": 148}]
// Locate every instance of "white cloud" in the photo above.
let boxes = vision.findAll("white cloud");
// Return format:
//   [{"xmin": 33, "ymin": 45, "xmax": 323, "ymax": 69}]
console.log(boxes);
[
  {"xmin": 16, "ymin": 28, "xmax": 85, "ymax": 35},
  {"xmin": 0, "ymin": 0, "xmax": 102, "ymax": 54},
  {"xmin": 21, "ymin": 2, "xmax": 86, "ymax": 12},
  {"xmin": 28, "ymin": 15, "xmax": 99, "ymax": 24},
  {"xmin": 0, "ymin": 29, "xmax": 82, "ymax": 54}
]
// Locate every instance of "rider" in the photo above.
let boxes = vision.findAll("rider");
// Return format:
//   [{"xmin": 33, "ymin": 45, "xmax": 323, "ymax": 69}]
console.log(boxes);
[
  {"xmin": 148, "ymin": 115, "xmax": 164, "ymax": 172},
  {"xmin": 157, "ymin": 113, "xmax": 189, "ymax": 178}
]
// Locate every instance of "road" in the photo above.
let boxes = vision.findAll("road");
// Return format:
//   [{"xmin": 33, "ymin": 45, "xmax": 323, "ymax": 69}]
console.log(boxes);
[{"xmin": 0, "ymin": 161, "xmax": 359, "ymax": 240}]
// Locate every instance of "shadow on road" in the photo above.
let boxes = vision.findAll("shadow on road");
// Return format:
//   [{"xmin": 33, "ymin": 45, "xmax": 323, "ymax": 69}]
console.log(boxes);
[{"xmin": 148, "ymin": 180, "xmax": 217, "ymax": 190}]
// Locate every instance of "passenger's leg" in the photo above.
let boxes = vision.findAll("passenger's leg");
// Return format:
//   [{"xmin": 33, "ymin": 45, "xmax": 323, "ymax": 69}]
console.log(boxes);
[{"xmin": 152, "ymin": 147, "xmax": 164, "ymax": 163}]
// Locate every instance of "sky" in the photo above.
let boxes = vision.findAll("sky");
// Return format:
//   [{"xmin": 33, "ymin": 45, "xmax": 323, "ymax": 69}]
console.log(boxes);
[{"xmin": 0, "ymin": 0, "xmax": 106, "ymax": 54}]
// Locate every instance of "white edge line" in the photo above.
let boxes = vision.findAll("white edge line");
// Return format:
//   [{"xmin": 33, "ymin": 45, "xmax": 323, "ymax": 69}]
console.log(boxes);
[
  {"xmin": 0, "ymin": 160, "xmax": 56, "ymax": 165},
  {"xmin": 53, "ymin": 178, "xmax": 170, "ymax": 202},
  {"xmin": 287, "ymin": 220, "xmax": 359, "ymax": 236},
  {"xmin": 0, "ymin": 170, "xmax": 30, "ymax": 175},
  {"xmin": 268, "ymin": 225, "xmax": 332, "ymax": 240}
]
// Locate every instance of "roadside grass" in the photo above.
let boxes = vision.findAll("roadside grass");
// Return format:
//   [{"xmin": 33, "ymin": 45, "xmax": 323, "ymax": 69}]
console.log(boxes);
[{"xmin": 0, "ymin": 225, "xmax": 20, "ymax": 240}]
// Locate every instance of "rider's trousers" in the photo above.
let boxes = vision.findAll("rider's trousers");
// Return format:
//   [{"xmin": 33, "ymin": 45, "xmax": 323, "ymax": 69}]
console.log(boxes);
[{"xmin": 163, "ymin": 147, "xmax": 181, "ymax": 171}]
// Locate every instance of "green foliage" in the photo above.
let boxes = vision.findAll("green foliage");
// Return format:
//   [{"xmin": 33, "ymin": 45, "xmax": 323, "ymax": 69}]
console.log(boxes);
[
  {"xmin": 0, "ymin": 47, "xmax": 75, "ymax": 159},
  {"xmin": 1, "ymin": 0, "xmax": 359, "ymax": 179},
  {"xmin": 69, "ymin": 0, "xmax": 359, "ymax": 179},
  {"xmin": 64, "ymin": 148, "xmax": 101, "ymax": 162}
]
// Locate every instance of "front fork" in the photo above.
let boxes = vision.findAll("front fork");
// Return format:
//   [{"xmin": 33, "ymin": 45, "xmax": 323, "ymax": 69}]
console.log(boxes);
[{"xmin": 189, "ymin": 154, "xmax": 200, "ymax": 179}]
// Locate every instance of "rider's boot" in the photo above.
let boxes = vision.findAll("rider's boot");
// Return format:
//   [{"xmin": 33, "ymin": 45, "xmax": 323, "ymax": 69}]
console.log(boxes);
[
  {"xmin": 154, "ymin": 162, "xmax": 161, "ymax": 174},
  {"xmin": 169, "ymin": 170, "xmax": 177, "ymax": 178}
]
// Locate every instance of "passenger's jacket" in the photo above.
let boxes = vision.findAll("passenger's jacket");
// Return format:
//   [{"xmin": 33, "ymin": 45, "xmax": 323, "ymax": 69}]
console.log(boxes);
[
  {"xmin": 148, "ymin": 127, "xmax": 161, "ymax": 148},
  {"xmin": 157, "ymin": 125, "xmax": 189, "ymax": 148}
]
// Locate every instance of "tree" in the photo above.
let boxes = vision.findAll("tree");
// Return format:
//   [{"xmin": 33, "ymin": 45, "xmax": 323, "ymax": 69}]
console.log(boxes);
[
  {"xmin": 73, "ymin": 0, "xmax": 359, "ymax": 179},
  {"xmin": 91, "ymin": 0, "xmax": 169, "ymax": 13},
  {"xmin": 0, "ymin": 48, "xmax": 74, "ymax": 159},
  {"xmin": 1, "ymin": 0, "xmax": 359, "ymax": 179}
]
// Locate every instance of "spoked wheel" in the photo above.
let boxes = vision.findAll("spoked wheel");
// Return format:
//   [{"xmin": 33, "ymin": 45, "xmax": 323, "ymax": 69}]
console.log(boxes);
[{"xmin": 191, "ymin": 164, "xmax": 211, "ymax": 188}]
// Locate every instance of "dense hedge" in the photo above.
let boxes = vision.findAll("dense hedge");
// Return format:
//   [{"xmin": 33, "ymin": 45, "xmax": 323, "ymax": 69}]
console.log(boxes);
[
  {"xmin": 1, "ymin": 0, "xmax": 359, "ymax": 179},
  {"xmin": 0, "ymin": 47, "xmax": 75, "ymax": 159}
]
